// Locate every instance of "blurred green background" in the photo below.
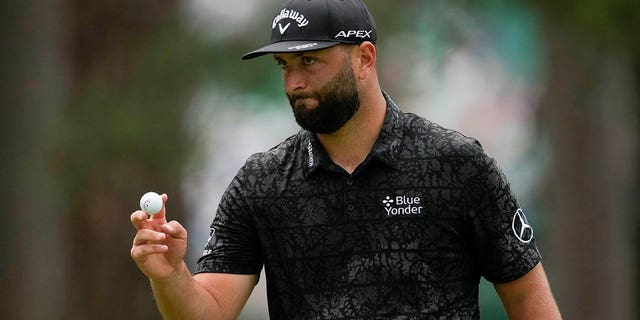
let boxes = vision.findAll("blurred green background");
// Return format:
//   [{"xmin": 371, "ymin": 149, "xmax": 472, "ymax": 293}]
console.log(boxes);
[{"xmin": 1, "ymin": 0, "xmax": 638, "ymax": 319}]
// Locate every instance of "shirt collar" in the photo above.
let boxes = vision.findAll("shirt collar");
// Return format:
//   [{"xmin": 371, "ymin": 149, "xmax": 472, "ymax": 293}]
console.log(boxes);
[
  {"xmin": 370, "ymin": 92, "xmax": 404, "ymax": 170},
  {"xmin": 301, "ymin": 131, "xmax": 322, "ymax": 177},
  {"xmin": 301, "ymin": 91, "xmax": 405, "ymax": 178}
]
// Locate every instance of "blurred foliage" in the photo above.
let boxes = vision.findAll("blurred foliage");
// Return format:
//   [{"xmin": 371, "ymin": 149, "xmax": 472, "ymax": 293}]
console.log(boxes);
[
  {"xmin": 60, "ymin": 21, "xmax": 205, "ymax": 196},
  {"xmin": 532, "ymin": 0, "xmax": 640, "ymax": 58},
  {"xmin": 55, "ymin": 1, "xmax": 218, "ymax": 318},
  {"xmin": 2, "ymin": 0, "xmax": 638, "ymax": 318},
  {"xmin": 527, "ymin": 0, "xmax": 640, "ymax": 318}
]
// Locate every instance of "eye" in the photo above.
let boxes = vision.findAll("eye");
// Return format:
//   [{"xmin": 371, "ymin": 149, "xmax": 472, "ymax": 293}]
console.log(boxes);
[
  {"xmin": 275, "ymin": 59, "xmax": 288, "ymax": 69},
  {"xmin": 301, "ymin": 56, "xmax": 317, "ymax": 65}
]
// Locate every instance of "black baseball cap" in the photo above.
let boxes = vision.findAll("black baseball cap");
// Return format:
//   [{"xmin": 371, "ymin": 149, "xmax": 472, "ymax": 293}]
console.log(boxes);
[{"xmin": 242, "ymin": 0, "xmax": 377, "ymax": 60}]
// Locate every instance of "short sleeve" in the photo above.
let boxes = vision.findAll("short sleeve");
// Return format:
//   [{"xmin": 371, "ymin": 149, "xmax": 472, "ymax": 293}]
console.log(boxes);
[
  {"xmin": 465, "ymin": 153, "xmax": 541, "ymax": 284},
  {"xmin": 195, "ymin": 164, "xmax": 263, "ymax": 275}
]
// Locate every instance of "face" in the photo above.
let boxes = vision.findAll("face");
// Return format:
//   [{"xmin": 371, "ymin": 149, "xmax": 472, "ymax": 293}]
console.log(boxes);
[{"xmin": 275, "ymin": 46, "xmax": 360, "ymax": 134}]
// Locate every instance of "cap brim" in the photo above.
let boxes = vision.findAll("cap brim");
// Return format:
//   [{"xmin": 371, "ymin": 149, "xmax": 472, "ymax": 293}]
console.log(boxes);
[{"xmin": 242, "ymin": 41, "xmax": 340, "ymax": 60}]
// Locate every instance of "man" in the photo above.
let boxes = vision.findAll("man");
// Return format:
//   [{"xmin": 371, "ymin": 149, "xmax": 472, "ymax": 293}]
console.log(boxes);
[{"xmin": 130, "ymin": 0, "xmax": 562, "ymax": 319}]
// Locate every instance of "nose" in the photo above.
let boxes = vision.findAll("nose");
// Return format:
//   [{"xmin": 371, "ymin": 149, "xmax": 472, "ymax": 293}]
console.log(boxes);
[{"xmin": 283, "ymin": 69, "xmax": 306, "ymax": 94}]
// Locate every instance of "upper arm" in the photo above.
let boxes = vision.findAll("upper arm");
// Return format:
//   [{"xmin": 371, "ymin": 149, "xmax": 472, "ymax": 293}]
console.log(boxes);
[
  {"xmin": 494, "ymin": 263, "xmax": 562, "ymax": 320},
  {"xmin": 194, "ymin": 272, "xmax": 259, "ymax": 319}
]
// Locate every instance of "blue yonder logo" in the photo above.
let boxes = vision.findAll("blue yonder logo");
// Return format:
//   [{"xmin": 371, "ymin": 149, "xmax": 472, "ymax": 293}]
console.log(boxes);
[{"xmin": 382, "ymin": 195, "xmax": 424, "ymax": 216}]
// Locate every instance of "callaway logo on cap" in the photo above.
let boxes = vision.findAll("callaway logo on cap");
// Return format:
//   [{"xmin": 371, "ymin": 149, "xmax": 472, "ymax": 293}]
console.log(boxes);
[{"xmin": 242, "ymin": 0, "xmax": 377, "ymax": 60}]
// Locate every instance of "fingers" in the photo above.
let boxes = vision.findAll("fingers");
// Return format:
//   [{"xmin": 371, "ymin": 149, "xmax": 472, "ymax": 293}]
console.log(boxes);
[
  {"xmin": 131, "ymin": 220, "xmax": 187, "ymax": 254},
  {"xmin": 131, "ymin": 243, "xmax": 168, "ymax": 258},
  {"xmin": 130, "ymin": 193, "xmax": 190, "ymax": 277},
  {"xmin": 130, "ymin": 210, "xmax": 149, "ymax": 229},
  {"xmin": 131, "ymin": 229, "xmax": 169, "ymax": 258},
  {"xmin": 131, "ymin": 193, "xmax": 169, "ymax": 230},
  {"xmin": 130, "ymin": 220, "xmax": 188, "ymax": 262},
  {"xmin": 133, "ymin": 221, "xmax": 187, "ymax": 243},
  {"xmin": 149, "ymin": 193, "xmax": 169, "ymax": 221},
  {"xmin": 133, "ymin": 228, "xmax": 166, "ymax": 245},
  {"xmin": 161, "ymin": 220, "xmax": 187, "ymax": 240}
]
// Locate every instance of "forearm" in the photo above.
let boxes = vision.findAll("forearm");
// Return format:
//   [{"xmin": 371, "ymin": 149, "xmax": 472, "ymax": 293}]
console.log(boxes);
[
  {"xmin": 503, "ymin": 283, "xmax": 562, "ymax": 320},
  {"xmin": 150, "ymin": 261, "xmax": 223, "ymax": 320},
  {"xmin": 496, "ymin": 263, "xmax": 562, "ymax": 320}
]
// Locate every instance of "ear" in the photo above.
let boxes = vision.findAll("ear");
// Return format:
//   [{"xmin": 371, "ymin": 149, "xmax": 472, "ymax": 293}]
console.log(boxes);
[{"xmin": 355, "ymin": 41, "xmax": 377, "ymax": 80}]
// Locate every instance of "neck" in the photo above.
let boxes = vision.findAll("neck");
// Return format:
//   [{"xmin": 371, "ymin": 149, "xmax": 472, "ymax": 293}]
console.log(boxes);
[{"xmin": 316, "ymin": 89, "xmax": 386, "ymax": 174}]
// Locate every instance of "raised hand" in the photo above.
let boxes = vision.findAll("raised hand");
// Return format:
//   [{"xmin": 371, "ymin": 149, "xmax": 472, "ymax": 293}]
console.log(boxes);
[{"xmin": 130, "ymin": 194, "xmax": 188, "ymax": 281}]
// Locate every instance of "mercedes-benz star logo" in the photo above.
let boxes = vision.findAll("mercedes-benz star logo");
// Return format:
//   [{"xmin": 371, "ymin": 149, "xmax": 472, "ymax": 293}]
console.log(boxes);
[{"xmin": 512, "ymin": 209, "xmax": 534, "ymax": 243}]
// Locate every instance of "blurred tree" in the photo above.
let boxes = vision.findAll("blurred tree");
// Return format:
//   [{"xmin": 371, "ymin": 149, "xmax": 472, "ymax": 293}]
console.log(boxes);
[
  {"xmin": 57, "ymin": 1, "xmax": 215, "ymax": 319},
  {"xmin": 3, "ymin": 0, "xmax": 638, "ymax": 319},
  {"xmin": 529, "ymin": 1, "xmax": 640, "ymax": 319},
  {"xmin": 1, "ymin": 0, "xmax": 69, "ymax": 319},
  {"xmin": 2, "ymin": 0, "xmax": 218, "ymax": 318}
]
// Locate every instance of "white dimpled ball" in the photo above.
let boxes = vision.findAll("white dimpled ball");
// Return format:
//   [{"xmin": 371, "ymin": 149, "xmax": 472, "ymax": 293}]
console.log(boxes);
[{"xmin": 140, "ymin": 192, "xmax": 163, "ymax": 215}]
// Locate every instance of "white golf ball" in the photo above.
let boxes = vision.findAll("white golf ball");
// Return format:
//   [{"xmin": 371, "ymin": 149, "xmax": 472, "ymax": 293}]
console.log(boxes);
[{"xmin": 140, "ymin": 192, "xmax": 163, "ymax": 215}]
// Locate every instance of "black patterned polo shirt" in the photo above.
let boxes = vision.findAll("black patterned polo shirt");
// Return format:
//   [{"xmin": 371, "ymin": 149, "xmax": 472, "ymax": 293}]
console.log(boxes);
[{"xmin": 196, "ymin": 92, "xmax": 541, "ymax": 319}]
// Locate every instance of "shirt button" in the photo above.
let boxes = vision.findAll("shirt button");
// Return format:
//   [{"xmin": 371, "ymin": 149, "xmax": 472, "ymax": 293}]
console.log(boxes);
[
  {"xmin": 346, "ymin": 179, "xmax": 354, "ymax": 186},
  {"xmin": 347, "ymin": 204, "xmax": 355, "ymax": 211}
]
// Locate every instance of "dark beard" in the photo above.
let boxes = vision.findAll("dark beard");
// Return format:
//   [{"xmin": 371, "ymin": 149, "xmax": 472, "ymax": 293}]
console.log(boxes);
[{"xmin": 287, "ymin": 60, "xmax": 360, "ymax": 134}]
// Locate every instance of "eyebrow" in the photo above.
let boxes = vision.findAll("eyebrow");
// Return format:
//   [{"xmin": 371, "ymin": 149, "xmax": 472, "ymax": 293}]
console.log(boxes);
[{"xmin": 273, "ymin": 52, "xmax": 307, "ymax": 60}]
